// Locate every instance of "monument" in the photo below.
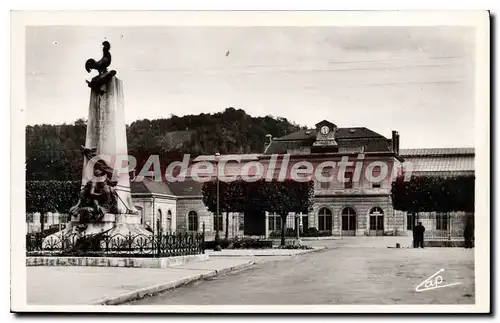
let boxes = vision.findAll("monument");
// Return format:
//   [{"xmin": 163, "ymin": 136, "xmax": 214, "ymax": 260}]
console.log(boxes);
[{"xmin": 43, "ymin": 41, "xmax": 151, "ymax": 248}]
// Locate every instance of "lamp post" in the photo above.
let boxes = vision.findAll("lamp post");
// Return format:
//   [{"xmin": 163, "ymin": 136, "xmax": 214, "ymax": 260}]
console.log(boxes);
[
  {"xmin": 232, "ymin": 214, "xmax": 236, "ymax": 237},
  {"xmin": 295, "ymin": 213, "xmax": 301, "ymax": 245},
  {"xmin": 214, "ymin": 152, "xmax": 222, "ymax": 251}
]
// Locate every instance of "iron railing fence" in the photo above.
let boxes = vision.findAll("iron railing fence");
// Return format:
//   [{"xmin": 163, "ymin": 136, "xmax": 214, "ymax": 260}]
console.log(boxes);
[
  {"xmin": 407, "ymin": 212, "xmax": 473, "ymax": 241},
  {"xmin": 26, "ymin": 231, "xmax": 205, "ymax": 258}
]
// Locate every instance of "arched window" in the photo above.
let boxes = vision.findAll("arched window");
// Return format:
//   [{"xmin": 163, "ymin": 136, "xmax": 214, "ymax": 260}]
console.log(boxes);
[
  {"xmin": 157, "ymin": 209, "xmax": 163, "ymax": 233},
  {"xmin": 318, "ymin": 207, "xmax": 332, "ymax": 231},
  {"xmin": 166, "ymin": 210, "xmax": 172, "ymax": 232},
  {"xmin": 369, "ymin": 207, "xmax": 384, "ymax": 232},
  {"xmin": 188, "ymin": 211, "xmax": 198, "ymax": 231},
  {"xmin": 341, "ymin": 207, "xmax": 356, "ymax": 233}
]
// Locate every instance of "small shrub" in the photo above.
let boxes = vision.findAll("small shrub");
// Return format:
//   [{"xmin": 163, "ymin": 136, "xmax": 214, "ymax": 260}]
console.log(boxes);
[
  {"xmin": 269, "ymin": 228, "xmax": 297, "ymax": 238},
  {"xmin": 269, "ymin": 227, "xmax": 332, "ymax": 238},
  {"xmin": 269, "ymin": 231, "xmax": 280, "ymax": 238},
  {"xmin": 203, "ymin": 239, "xmax": 230, "ymax": 250},
  {"xmin": 204, "ymin": 237, "xmax": 273, "ymax": 250},
  {"xmin": 285, "ymin": 227, "xmax": 296, "ymax": 237},
  {"xmin": 228, "ymin": 237, "xmax": 273, "ymax": 249},
  {"xmin": 301, "ymin": 227, "xmax": 332, "ymax": 237},
  {"xmin": 301, "ymin": 227, "xmax": 316, "ymax": 237},
  {"xmin": 277, "ymin": 245, "xmax": 313, "ymax": 250}
]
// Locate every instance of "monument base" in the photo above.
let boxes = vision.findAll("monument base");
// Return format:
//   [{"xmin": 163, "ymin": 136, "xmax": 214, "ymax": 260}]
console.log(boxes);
[{"xmin": 42, "ymin": 213, "xmax": 152, "ymax": 249}]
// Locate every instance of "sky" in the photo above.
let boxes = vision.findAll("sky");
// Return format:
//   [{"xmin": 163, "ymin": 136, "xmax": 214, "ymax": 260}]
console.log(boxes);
[{"xmin": 25, "ymin": 26, "xmax": 476, "ymax": 148}]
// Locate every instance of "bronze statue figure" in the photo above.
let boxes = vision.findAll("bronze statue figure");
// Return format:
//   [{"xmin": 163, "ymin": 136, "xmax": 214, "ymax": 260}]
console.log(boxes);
[
  {"xmin": 80, "ymin": 146, "xmax": 118, "ymax": 186},
  {"xmin": 70, "ymin": 146, "xmax": 120, "ymax": 231},
  {"xmin": 85, "ymin": 41, "xmax": 117, "ymax": 95}
]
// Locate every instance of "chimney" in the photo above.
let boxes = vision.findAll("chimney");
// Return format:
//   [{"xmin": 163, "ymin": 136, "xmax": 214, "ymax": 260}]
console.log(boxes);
[{"xmin": 392, "ymin": 130, "xmax": 400, "ymax": 154}]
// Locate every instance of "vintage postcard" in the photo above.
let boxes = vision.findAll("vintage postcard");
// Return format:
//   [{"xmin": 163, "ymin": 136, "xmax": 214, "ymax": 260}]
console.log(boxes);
[{"xmin": 10, "ymin": 10, "xmax": 490, "ymax": 313}]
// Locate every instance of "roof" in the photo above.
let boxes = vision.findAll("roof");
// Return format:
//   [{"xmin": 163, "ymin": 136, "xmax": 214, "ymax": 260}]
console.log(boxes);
[
  {"xmin": 131, "ymin": 176, "xmax": 204, "ymax": 198},
  {"xmin": 264, "ymin": 130, "xmax": 390, "ymax": 155},
  {"xmin": 315, "ymin": 120, "xmax": 337, "ymax": 128},
  {"xmin": 274, "ymin": 127, "xmax": 385, "ymax": 142},
  {"xmin": 336, "ymin": 127, "xmax": 385, "ymax": 139},
  {"xmin": 263, "ymin": 126, "xmax": 389, "ymax": 155},
  {"xmin": 167, "ymin": 180, "xmax": 203, "ymax": 197},
  {"xmin": 193, "ymin": 154, "xmax": 260, "ymax": 162},
  {"xmin": 400, "ymin": 148, "xmax": 474, "ymax": 157},
  {"xmin": 264, "ymin": 139, "xmax": 316, "ymax": 155},
  {"xmin": 130, "ymin": 177, "xmax": 174, "ymax": 196},
  {"xmin": 402, "ymin": 149, "xmax": 475, "ymax": 176}
]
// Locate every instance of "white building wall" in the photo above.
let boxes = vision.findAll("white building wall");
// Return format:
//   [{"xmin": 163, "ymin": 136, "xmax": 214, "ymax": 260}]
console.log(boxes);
[
  {"xmin": 132, "ymin": 195, "xmax": 177, "ymax": 233},
  {"xmin": 26, "ymin": 212, "xmax": 68, "ymax": 233}
]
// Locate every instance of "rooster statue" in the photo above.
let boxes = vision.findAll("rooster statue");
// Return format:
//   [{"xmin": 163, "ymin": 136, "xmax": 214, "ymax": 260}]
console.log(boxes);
[
  {"xmin": 85, "ymin": 41, "xmax": 111, "ymax": 74},
  {"xmin": 85, "ymin": 41, "xmax": 116, "ymax": 94}
]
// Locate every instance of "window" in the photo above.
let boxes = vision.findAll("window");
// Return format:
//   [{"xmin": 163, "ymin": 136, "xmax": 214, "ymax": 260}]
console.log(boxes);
[
  {"xmin": 407, "ymin": 213, "xmax": 416, "ymax": 230},
  {"xmin": 318, "ymin": 207, "xmax": 332, "ymax": 231},
  {"xmin": 369, "ymin": 207, "xmax": 384, "ymax": 231},
  {"xmin": 166, "ymin": 210, "xmax": 172, "ymax": 232},
  {"xmin": 188, "ymin": 211, "xmax": 198, "ymax": 231},
  {"xmin": 239, "ymin": 214, "xmax": 244, "ymax": 231},
  {"xmin": 43, "ymin": 214, "xmax": 49, "ymax": 223},
  {"xmin": 213, "ymin": 214, "xmax": 223, "ymax": 231},
  {"xmin": 436, "ymin": 213, "xmax": 448, "ymax": 230},
  {"xmin": 320, "ymin": 168, "xmax": 331, "ymax": 190},
  {"xmin": 344, "ymin": 171, "xmax": 354, "ymax": 189},
  {"xmin": 268, "ymin": 215, "xmax": 282, "ymax": 231},
  {"xmin": 157, "ymin": 209, "xmax": 163, "ymax": 232},
  {"xmin": 341, "ymin": 207, "xmax": 356, "ymax": 231},
  {"xmin": 370, "ymin": 166, "xmax": 382, "ymax": 188}
]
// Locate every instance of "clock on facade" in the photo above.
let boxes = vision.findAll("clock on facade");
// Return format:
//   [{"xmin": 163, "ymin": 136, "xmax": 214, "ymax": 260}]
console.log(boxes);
[{"xmin": 320, "ymin": 125, "xmax": 330, "ymax": 135}]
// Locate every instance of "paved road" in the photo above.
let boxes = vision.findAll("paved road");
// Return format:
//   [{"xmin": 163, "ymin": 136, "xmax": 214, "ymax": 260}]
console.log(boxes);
[{"xmin": 130, "ymin": 245, "xmax": 475, "ymax": 305}]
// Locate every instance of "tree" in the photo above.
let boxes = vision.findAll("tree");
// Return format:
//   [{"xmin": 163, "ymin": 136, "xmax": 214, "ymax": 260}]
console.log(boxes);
[
  {"xmin": 26, "ymin": 181, "xmax": 81, "ymax": 234},
  {"xmin": 74, "ymin": 118, "xmax": 87, "ymax": 126},
  {"xmin": 202, "ymin": 179, "xmax": 314, "ymax": 246},
  {"xmin": 258, "ymin": 179, "xmax": 314, "ymax": 246},
  {"xmin": 202, "ymin": 180, "xmax": 246, "ymax": 240},
  {"xmin": 391, "ymin": 175, "xmax": 475, "ymax": 223}
]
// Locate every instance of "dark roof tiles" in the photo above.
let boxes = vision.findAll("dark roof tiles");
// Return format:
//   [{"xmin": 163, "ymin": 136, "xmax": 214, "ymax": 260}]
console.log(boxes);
[
  {"xmin": 167, "ymin": 180, "xmax": 203, "ymax": 197},
  {"xmin": 130, "ymin": 177, "xmax": 174, "ymax": 196},
  {"xmin": 274, "ymin": 127, "xmax": 385, "ymax": 142},
  {"xmin": 400, "ymin": 148, "xmax": 474, "ymax": 157}
]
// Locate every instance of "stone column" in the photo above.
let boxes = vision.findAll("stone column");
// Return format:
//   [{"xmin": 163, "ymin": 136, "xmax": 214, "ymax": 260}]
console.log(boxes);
[
  {"xmin": 43, "ymin": 76, "xmax": 151, "ymax": 249},
  {"xmin": 83, "ymin": 77, "xmax": 136, "ymax": 215},
  {"xmin": 86, "ymin": 77, "xmax": 148, "ymax": 237}
]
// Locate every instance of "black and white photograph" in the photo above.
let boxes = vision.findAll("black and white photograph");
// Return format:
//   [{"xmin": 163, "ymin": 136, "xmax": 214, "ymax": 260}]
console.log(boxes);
[{"xmin": 10, "ymin": 10, "xmax": 490, "ymax": 313}]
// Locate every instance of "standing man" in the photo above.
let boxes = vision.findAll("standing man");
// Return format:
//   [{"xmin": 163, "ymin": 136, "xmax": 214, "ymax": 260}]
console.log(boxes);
[
  {"xmin": 464, "ymin": 218, "xmax": 474, "ymax": 249},
  {"xmin": 413, "ymin": 221, "xmax": 426, "ymax": 248}
]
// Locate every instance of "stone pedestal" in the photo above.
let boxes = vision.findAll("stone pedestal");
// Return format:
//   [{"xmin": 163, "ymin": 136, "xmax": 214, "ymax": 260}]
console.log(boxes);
[
  {"xmin": 43, "ymin": 76, "xmax": 151, "ymax": 248},
  {"xmin": 84, "ymin": 77, "xmax": 136, "ymax": 215},
  {"xmin": 42, "ymin": 214, "xmax": 117, "ymax": 249}
]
